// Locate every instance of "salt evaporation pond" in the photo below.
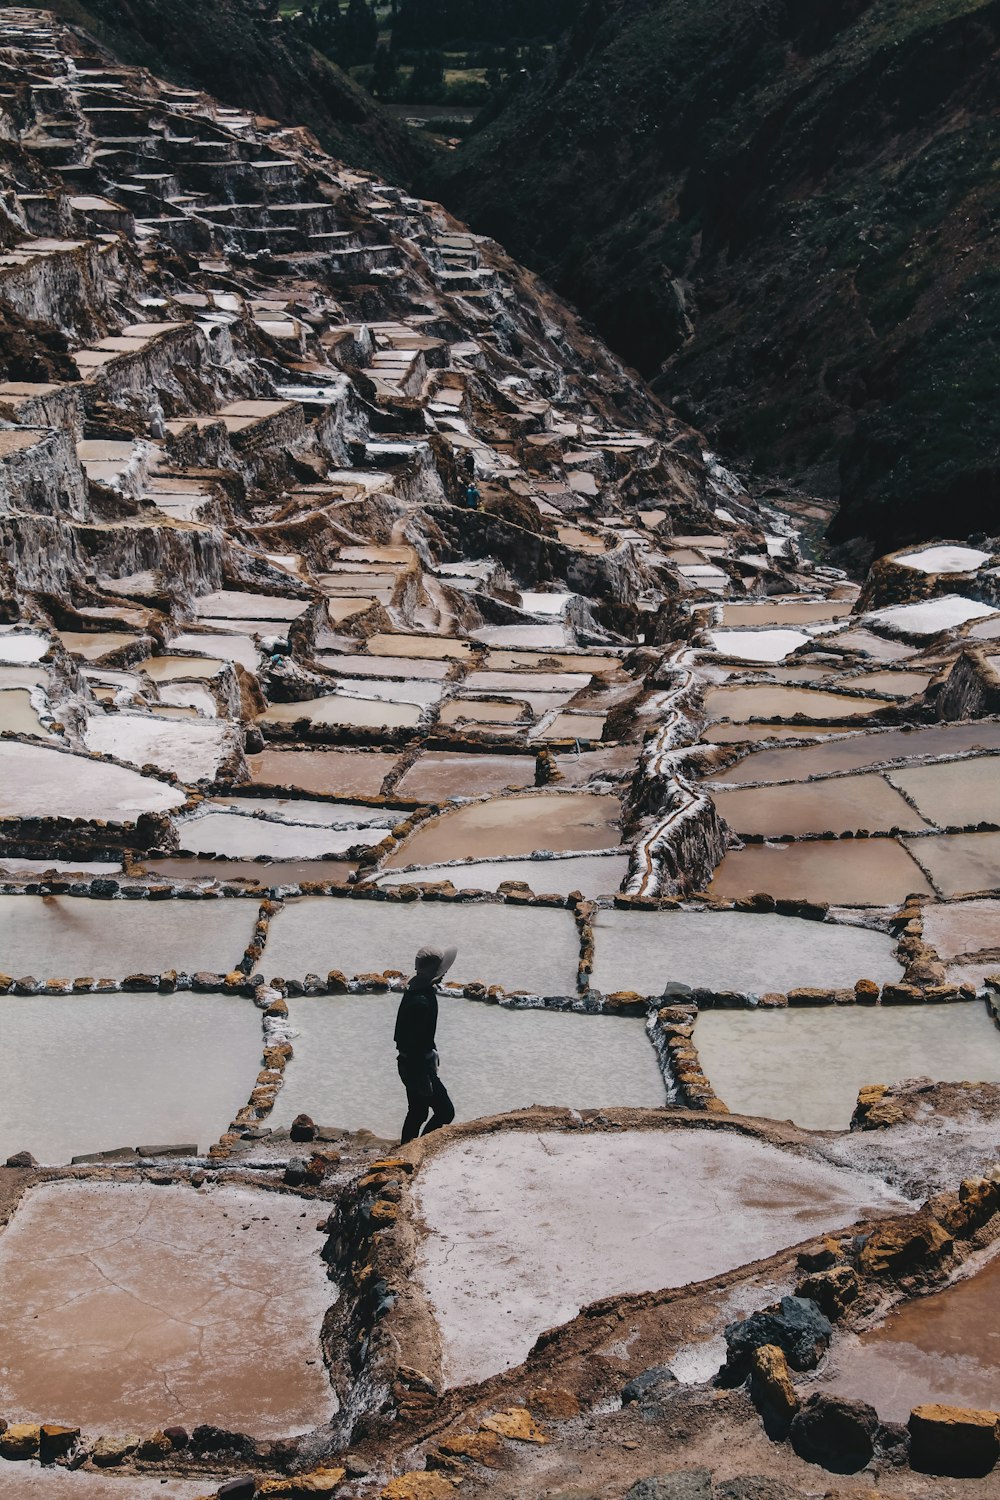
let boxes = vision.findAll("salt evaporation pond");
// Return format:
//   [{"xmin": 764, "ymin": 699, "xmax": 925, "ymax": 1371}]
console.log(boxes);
[
  {"xmin": 0, "ymin": 992, "xmax": 262, "ymax": 1162},
  {"xmin": 83, "ymin": 712, "xmax": 230, "ymax": 783},
  {"xmin": 0, "ymin": 1183, "xmax": 336, "ymax": 1435},
  {"xmin": 176, "ymin": 810, "xmax": 385, "ymax": 858},
  {"xmin": 590, "ymin": 909, "xmax": 901, "ymax": 996},
  {"xmin": 694, "ymin": 1005, "xmax": 1000, "ymax": 1131},
  {"xmin": 707, "ymin": 629, "xmax": 810, "ymax": 663},
  {"xmin": 921, "ymin": 899, "xmax": 1000, "ymax": 961},
  {"xmin": 259, "ymin": 696, "xmax": 421, "ymax": 730},
  {"xmin": 709, "ymin": 721, "xmax": 1000, "ymax": 785},
  {"xmin": 141, "ymin": 857, "xmax": 358, "ymax": 884},
  {"xmin": 708, "ymin": 839, "xmax": 934, "ymax": 904},
  {"xmin": 711, "ymin": 774, "xmax": 928, "ymax": 836},
  {"xmin": 816, "ymin": 1254, "xmax": 1000, "ymax": 1423},
  {"xmin": 704, "ymin": 685, "xmax": 894, "ymax": 722},
  {"xmin": 905, "ymin": 831, "xmax": 1000, "ymax": 897},
  {"xmin": 0, "ymin": 740, "xmax": 185, "ymax": 819},
  {"xmin": 395, "ymin": 751, "xmax": 536, "ymax": 801},
  {"xmin": 247, "ymin": 747, "xmax": 397, "ymax": 796},
  {"xmin": 0, "ymin": 894, "xmax": 258, "ymax": 978},
  {"xmin": 378, "ymin": 851, "xmax": 630, "ymax": 897},
  {"xmin": 0, "ymin": 689, "xmax": 49, "ymax": 736},
  {"xmin": 891, "ymin": 755, "xmax": 1000, "ymax": 828},
  {"xmin": 273, "ymin": 993, "xmax": 664, "ymax": 1138},
  {"xmin": 0, "ymin": 1469, "xmax": 210, "ymax": 1499},
  {"xmin": 719, "ymin": 601, "xmax": 854, "ymax": 627},
  {"xmin": 261, "ymin": 896, "xmax": 581, "ymax": 995},
  {"xmin": 385, "ymin": 790, "xmax": 621, "ymax": 866},
  {"xmin": 414, "ymin": 1128, "xmax": 908, "ymax": 1386}
]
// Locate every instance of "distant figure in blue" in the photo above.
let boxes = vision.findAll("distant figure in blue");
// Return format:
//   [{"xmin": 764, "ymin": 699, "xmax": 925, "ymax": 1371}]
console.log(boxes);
[
  {"xmin": 464, "ymin": 483, "xmax": 480, "ymax": 510},
  {"xmin": 394, "ymin": 945, "xmax": 457, "ymax": 1144}
]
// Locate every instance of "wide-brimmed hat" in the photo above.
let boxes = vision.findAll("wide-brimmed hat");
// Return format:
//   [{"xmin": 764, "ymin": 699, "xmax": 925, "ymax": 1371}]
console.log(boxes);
[{"xmin": 414, "ymin": 945, "xmax": 457, "ymax": 979}]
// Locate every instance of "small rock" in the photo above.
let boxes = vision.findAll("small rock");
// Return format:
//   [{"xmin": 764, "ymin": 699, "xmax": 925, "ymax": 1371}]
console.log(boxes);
[
  {"xmin": 39, "ymin": 1424, "xmax": 79, "ymax": 1462},
  {"xmin": 722, "ymin": 1296, "xmax": 832, "ymax": 1380},
  {"xmin": 91, "ymin": 1434, "xmax": 140, "ymax": 1467},
  {"xmin": 216, "ymin": 1478, "xmax": 257, "ymax": 1500},
  {"xmin": 256, "ymin": 1468, "xmax": 347, "ymax": 1495},
  {"xmin": 4, "ymin": 1150, "xmax": 37, "ymax": 1168},
  {"xmin": 290, "ymin": 1113, "xmax": 316, "ymax": 1142},
  {"xmin": 622, "ymin": 1366, "xmax": 679, "ymax": 1405},
  {"xmin": 284, "ymin": 1157, "xmax": 308, "ymax": 1187},
  {"xmin": 136, "ymin": 1430, "xmax": 172, "ymax": 1460},
  {"xmin": 432, "ymin": 1430, "xmax": 504, "ymax": 1468},
  {"xmin": 162, "ymin": 1425, "xmax": 189, "ymax": 1448},
  {"xmin": 479, "ymin": 1406, "xmax": 549, "ymax": 1444},
  {"xmin": 380, "ymin": 1474, "xmax": 458, "ymax": 1500},
  {"xmin": 909, "ymin": 1402, "xmax": 1000, "ymax": 1477},
  {"xmin": 0, "ymin": 1423, "xmax": 40, "ymax": 1460},
  {"xmin": 624, "ymin": 1472, "xmax": 713, "ymax": 1500},
  {"xmin": 749, "ymin": 1343, "xmax": 799, "ymax": 1433},
  {"xmin": 789, "ymin": 1392, "xmax": 879, "ymax": 1473}
]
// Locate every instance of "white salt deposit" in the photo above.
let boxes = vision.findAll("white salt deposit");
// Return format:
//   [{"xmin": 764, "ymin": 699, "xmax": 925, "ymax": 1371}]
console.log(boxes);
[
  {"xmin": 707, "ymin": 629, "xmax": 810, "ymax": 663},
  {"xmin": 894, "ymin": 545, "xmax": 990, "ymax": 574},
  {"xmin": 0, "ymin": 741, "xmax": 185, "ymax": 819},
  {"xmin": 0, "ymin": 632, "xmax": 48, "ymax": 663},
  {"xmin": 866, "ymin": 595, "xmax": 996, "ymax": 637},
  {"xmin": 176, "ymin": 810, "xmax": 384, "ymax": 858},
  {"xmin": 590, "ymin": 909, "xmax": 902, "ymax": 996},
  {"xmin": 413, "ymin": 1129, "xmax": 908, "ymax": 1385},
  {"xmin": 378, "ymin": 852, "xmax": 630, "ymax": 897},
  {"xmin": 83, "ymin": 712, "xmax": 232, "ymax": 783}
]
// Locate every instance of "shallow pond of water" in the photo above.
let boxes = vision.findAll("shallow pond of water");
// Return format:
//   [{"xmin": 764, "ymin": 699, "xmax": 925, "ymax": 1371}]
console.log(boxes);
[
  {"xmin": 176, "ymin": 810, "xmax": 385, "ymax": 858},
  {"xmin": 719, "ymin": 602, "xmax": 854, "ymax": 627},
  {"xmin": 195, "ymin": 590, "xmax": 309, "ymax": 622},
  {"xmin": 904, "ymin": 831, "xmax": 1000, "ymax": 898},
  {"xmin": 704, "ymin": 685, "xmax": 894, "ymax": 722},
  {"xmin": 395, "ymin": 751, "xmax": 536, "ymax": 801},
  {"xmin": 366, "ymin": 634, "xmax": 472, "ymax": 661},
  {"xmin": 921, "ymin": 898, "xmax": 1000, "ymax": 961},
  {"xmin": 138, "ymin": 655, "xmax": 225, "ymax": 681},
  {"xmin": 0, "ymin": 1182, "xmax": 335, "ymax": 1435},
  {"xmin": 261, "ymin": 896, "xmax": 581, "ymax": 995},
  {"xmin": 414, "ymin": 1128, "xmax": 907, "ymax": 1387},
  {"xmin": 386, "ymin": 790, "xmax": 621, "ymax": 866},
  {"xmin": 168, "ymin": 631, "xmax": 260, "ymax": 672},
  {"xmin": 142, "ymin": 857, "xmax": 357, "ymax": 884},
  {"xmin": 711, "ymin": 773, "xmax": 928, "ymax": 836},
  {"xmin": 694, "ymin": 1004, "xmax": 1000, "ymax": 1131},
  {"xmin": 0, "ymin": 894, "xmax": 258, "ymax": 979},
  {"xmin": 703, "ymin": 724, "xmax": 851, "ymax": 745},
  {"xmin": 259, "ymin": 696, "xmax": 421, "ymax": 730},
  {"xmin": 816, "ymin": 1254, "xmax": 1000, "ymax": 1423},
  {"xmin": 707, "ymin": 839, "xmax": 933, "ymax": 905},
  {"xmin": 0, "ymin": 992, "xmax": 262, "ymax": 1162},
  {"xmin": 590, "ymin": 908, "xmax": 901, "ymax": 996},
  {"xmin": 272, "ymin": 992, "xmax": 664, "ymax": 1141},
  {"xmin": 0, "ymin": 689, "xmax": 49, "ymax": 736},
  {"xmin": 247, "ymin": 748, "xmax": 398, "ymax": 796},
  {"xmin": 890, "ymin": 754, "xmax": 1000, "ymax": 828},
  {"xmin": 439, "ymin": 698, "xmax": 527, "ymax": 725},
  {"xmin": 538, "ymin": 711, "xmax": 607, "ymax": 742},
  {"xmin": 56, "ymin": 631, "xmax": 138, "ymax": 661}
]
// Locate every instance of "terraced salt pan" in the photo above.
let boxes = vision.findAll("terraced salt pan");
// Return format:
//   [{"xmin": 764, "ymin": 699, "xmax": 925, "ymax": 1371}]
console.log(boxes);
[
  {"xmin": 708, "ymin": 630, "xmax": 810, "ymax": 663},
  {"xmin": 590, "ymin": 909, "xmax": 901, "ymax": 996},
  {"xmin": 367, "ymin": 633, "xmax": 471, "ymax": 661},
  {"xmin": 921, "ymin": 899, "xmax": 1000, "ymax": 961},
  {"xmin": 704, "ymin": 685, "xmax": 894, "ymax": 722},
  {"xmin": 142, "ymin": 857, "xmax": 357, "ymax": 884},
  {"xmin": 704, "ymin": 724, "xmax": 851, "ymax": 745},
  {"xmin": 261, "ymin": 896, "xmax": 581, "ymax": 995},
  {"xmin": 866, "ymin": 595, "xmax": 996, "ymax": 637},
  {"xmin": 195, "ymin": 589, "xmax": 310, "ymax": 621},
  {"xmin": 396, "ymin": 751, "xmax": 536, "ymax": 801},
  {"xmin": 317, "ymin": 651, "xmax": 451, "ymax": 680},
  {"xmin": 214, "ymin": 796, "xmax": 395, "ymax": 828},
  {"xmin": 709, "ymin": 722, "xmax": 1000, "ymax": 785},
  {"xmin": 176, "ymin": 810, "xmax": 385, "ymax": 858},
  {"xmin": 0, "ymin": 741, "xmax": 185, "ymax": 819},
  {"xmin": 709, "ymin": 840, "xmax": 933, "ymax": 905},
  {"xmin": 169, "ymin": 631, "xmax": 260, "ymax": 671},
  {"xmin": 414, "ymin": 1129, "xmax": 908, "ymax": 1385},
  {"xmin": 83, "ymin": 712, "xmax": 231, "ymax": 783},
  {"xmin": 138, "ymin": 654, "xmax": 225, "ymax": 681},
  {"xmin": 894, "ymin": 545, "xmax": 990, "ymax": 574},
  {"xmin": 0, "ymin": 993, "xmax": 261, "ymax": 1162},
  {"xmin": 817, "ymin": 1254, "xmax": 1000, "ymax": 1423},
  {"xmin": 273, "ymin": 993, "xmax": 664, "ymax": 1138},
  {"xmin": 719, "ymin": 602, "xmax": 853, "ymax": 627},
  {"xmin": 259, "ymin": 696, "xmax": 421, "ymax": 730},
  {"xmin": 0, "ymin": 632, "xmax": 48, "ymax": 663},
  {"xmin": 694, "ymin": 1006, "xmax": 1000, "ymax": 1131},
  {"xmin": 904, "ymin": 831, "xmax": 1000, "ymax": 898},
  {"xmin": 889, "ymin": 754, "xmax": 1000, "ymax": 827},
  {"xmin": 248, "ymin": 748, "xmax": 397, "ymax": 796},
  {"xmin": 845, "ymin": 671, "xmax": 931, "ymax": 697},
  {"xmin": 711, "ymin": 774, "xmax": 928, "ymax": 836},
  {"xmin": 0, "ymin": 1183, "xmax": 335, "ymax": 1435},
  {"xmin": 0, "ymin": 894, "xmax": 258, "ymax": 978},
  {"xmin": 0, "ymin": 689, "xmax": 49, "ymax": 736},
  {"xmin": 386, "ymin": 791, "xmax": 621, "ymax": 866},
  {"xmin": 378, "ymin": 852, "xmax": 629, "ymax": 897}
]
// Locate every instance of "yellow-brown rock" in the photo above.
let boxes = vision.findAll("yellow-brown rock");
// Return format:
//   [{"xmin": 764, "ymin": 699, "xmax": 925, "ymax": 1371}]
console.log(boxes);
[
  {"xmin": 435, "ymin": 1430, "xmax": 505, "ymax": 1466},
  {"xmin": 749, "ymin": 1343, "xmax": 799, "ymax": 1424},
  {"xmin": 526, "ymin": 1387, "xmax": 582, "ymax": 1420},
  {"xmin": 0, "ymin": 1423, "xmax": 40, "ymax": 1459},
  {"xmin": 257, "ymin": 1468, "xmax": 347, "ymax": 1495},
  {"xmin": 858, "ymin": 1214, "xmax": 953, "ymax": 1277},
  {"xmin": 369, "ymin": 1199, "xmax": 399, "ymax": 1224},
  {"xmin": 909, "ymin": 1403, "xmax": 1000, "ymax": 1476},
  {"xmin": 479, "ymin": 1407, "xmax": 549, "ymax": 1444},
  {"xmin": 380, "ymin": 1473, "xmax": 459, "ymax": 1499}
]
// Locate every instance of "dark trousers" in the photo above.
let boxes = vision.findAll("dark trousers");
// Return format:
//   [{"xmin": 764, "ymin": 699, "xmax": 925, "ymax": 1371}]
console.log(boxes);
[{"xmin": 398, "ymin": 1054, "xmax": 455, "ymax": 1144}]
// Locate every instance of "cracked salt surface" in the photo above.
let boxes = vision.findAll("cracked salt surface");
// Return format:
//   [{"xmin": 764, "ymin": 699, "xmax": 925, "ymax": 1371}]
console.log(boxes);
[
  {"xmin": 0, "ymin": 1182, "xmax": 336, "ymax": 1435},
  {"xmin": 590, "ymin": 908, "xmax": 902, "ymax": 996},
  {"xmin": 414, "ymin": 1129, "xmax": 908, "ymax": 1387},
  {"xmin": 0, "ymin": 992, "xmax": 262, "ymax": 1163}
]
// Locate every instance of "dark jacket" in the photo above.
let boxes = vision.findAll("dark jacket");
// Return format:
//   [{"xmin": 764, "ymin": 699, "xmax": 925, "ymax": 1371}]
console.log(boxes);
[{"xmin": 394, "ymin": 975, "xmax": 438, "ymax": 1057}]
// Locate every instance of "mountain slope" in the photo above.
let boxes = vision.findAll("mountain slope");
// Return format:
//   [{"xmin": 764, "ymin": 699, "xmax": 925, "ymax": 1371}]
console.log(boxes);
[
  {"xmin": 27, "ymin": 0, "xmax": 429, "ymax": 185},
  {"xmin": 434, "ymin": 0, "xmax": 1000, "ymax": 551}
]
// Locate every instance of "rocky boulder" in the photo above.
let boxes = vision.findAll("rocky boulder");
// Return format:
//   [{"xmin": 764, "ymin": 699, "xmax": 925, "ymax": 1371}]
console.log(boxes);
[
  {"xmin": 721, "ymin": 1296, "xmax": 832, "ymax": 1382},
  {"xmin": 788, "ymin": 1393, "xmax": 879, "ymax": 1473},
  {"xmin": 909, "ymin": 1403, "xmax": 1000, "ymax": 1477}
]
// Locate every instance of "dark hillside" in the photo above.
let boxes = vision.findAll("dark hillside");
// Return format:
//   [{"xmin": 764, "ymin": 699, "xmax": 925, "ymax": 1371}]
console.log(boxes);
[
  {"xmin": 27, "ymin": 0, "xmax": 429, "ymax": 184},
  {"xmin": 434, "ymin": 0, "xmax": 1000, "ymax": 550}
]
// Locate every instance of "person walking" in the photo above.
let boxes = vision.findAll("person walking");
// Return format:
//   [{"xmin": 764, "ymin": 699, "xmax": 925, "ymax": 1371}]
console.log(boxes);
[{"xmin": 394, "ymin": 945, "xmax": 457, "ymax": 1144}]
